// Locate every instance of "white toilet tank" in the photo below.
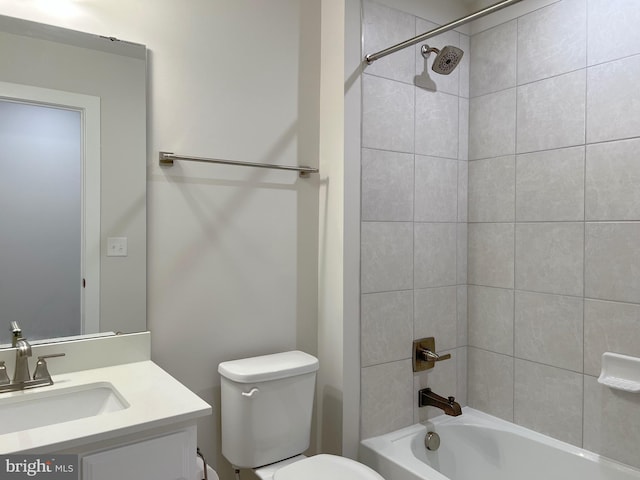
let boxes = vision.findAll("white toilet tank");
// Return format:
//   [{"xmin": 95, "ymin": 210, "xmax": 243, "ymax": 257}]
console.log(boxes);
[{"xmin": 218, "ymin": 350, "xmax": 319, "ymax": 469}]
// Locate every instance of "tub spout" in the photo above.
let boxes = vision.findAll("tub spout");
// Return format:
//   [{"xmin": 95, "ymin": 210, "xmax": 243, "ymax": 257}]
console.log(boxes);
[{"xmin": 418, "ymin": 388, "xmax": 462, "ymax": 416}]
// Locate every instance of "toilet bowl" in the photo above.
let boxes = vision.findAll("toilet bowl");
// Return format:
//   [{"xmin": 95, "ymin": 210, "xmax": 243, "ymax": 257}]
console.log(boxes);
[
  {"xmin": 218, "ymin": 351, "xmax": 384, "ymax": 480},
  {"xmin": 254, "ymin": 454, "xmax": 384, "ymax": 480}
]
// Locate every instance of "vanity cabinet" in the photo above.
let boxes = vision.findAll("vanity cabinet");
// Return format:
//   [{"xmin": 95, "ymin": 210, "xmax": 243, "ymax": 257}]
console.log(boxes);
[
  {"xmin": 0, "ymin": 346, "xmax": 211, "ymax": 480},
  {"xmin": 81, "ymin": 426, "xmax": 197, "ymax": 480}
]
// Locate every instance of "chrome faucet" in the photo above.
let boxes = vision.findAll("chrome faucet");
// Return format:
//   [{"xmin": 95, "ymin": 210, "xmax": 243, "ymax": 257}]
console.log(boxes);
[
  {"xmin": 418, "ymin": 388, "xmax": 462, "ymax": 416},
  {"xmin": 0, "ymin": 323, "xmax": 65, "ymax": 394},
  {"xmin": 11, "ymin": 322, "xmax": 32, "ymax": 383}
]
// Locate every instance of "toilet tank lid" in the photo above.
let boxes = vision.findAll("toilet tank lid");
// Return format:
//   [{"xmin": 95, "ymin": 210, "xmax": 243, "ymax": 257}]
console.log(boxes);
[{"xmin": 218, "ymin": 350, "xmax": 319, "ymax": 383}]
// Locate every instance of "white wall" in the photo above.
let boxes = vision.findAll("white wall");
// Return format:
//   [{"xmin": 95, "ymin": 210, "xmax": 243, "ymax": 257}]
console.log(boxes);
[
  {"xmin": 0, "ymin": 2, "xmax": 321, "ymax": 478},
  {"xmin": 343, "ymin": 0, "xmax": 364, "ymax": 460},
  {"xmin": 317, "ymin": 0, "xmax": 345, "ymax": 458}
]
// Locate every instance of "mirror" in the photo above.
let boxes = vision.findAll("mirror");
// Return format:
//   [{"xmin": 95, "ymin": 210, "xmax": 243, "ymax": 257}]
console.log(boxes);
[{"xmin": 0, "ymin": 15, "xmax": 147, "ymax": 346}]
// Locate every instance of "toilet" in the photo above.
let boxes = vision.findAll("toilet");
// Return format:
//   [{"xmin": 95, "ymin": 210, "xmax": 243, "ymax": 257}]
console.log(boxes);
[{"xmin": 218, "ymin": 350, "xmax": 384, "ymax": 480}]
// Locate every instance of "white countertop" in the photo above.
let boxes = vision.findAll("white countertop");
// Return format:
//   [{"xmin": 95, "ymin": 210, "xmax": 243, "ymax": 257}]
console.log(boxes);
[{"xmin": 0, "ymin": 360, "xmax": 212, "ymax": 453}]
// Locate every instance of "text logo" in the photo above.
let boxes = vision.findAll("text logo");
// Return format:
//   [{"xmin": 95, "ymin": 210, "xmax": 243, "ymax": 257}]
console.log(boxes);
[{"xmin": 0, "ymin": 456, "xmax": 78, "ymax": 480}]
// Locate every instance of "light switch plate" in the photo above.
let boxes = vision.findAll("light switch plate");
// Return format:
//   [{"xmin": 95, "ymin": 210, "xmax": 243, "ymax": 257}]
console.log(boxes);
[{"xmin": 107, "ymin": 237, "xmax": 128, "ymax": 257}]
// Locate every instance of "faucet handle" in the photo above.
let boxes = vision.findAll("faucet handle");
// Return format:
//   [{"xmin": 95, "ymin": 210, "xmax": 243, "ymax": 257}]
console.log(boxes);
[
  {"xmin": 413, "ymin": 337, "xmax": 452, "ymax": 372},
  {"xmin": 420, "ymin": 349, "xmax": 452, "ymax": 363},
  {"xmin": 0, "ymin": 361, "xmax": 9, "ymax": 385},
  {"xmin": 33, "ymin": 353, "xmax": 66, "ymax": 381},
  {"xmin": 10, "ymin": 322, "xmax": 23, "ymax": 347}
]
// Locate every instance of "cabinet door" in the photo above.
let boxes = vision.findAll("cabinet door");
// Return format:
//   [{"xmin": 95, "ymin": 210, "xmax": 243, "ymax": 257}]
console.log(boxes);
[{"xmin": 82, "ymin": 430, "xmax": 193, "ymax": 480}]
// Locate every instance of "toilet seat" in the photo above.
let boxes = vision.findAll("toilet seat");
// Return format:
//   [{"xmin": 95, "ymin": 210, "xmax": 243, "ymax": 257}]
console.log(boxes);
[{"xmin": 273, "ymin": 454, "xmax": 384, "ymax": 480}]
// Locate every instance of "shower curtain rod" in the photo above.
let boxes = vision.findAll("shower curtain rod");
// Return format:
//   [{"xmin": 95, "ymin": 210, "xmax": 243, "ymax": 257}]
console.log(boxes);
[
  {"xmin": 365, "ymin": 0, "xmax": 525, "ymax": 64},
  {"xmin": 159, "ymin": 152, "xmax": 319, "ymax": 177}
]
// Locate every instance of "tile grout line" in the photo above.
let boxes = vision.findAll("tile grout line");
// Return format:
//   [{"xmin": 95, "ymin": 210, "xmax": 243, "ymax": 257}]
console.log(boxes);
[
  {"xmin": 582, "ymin": 0, "xmax": 589, "ymax": 449},
  {"xmin": 511, "ymin": 12, "xmax": 520, "ymax": 423}
]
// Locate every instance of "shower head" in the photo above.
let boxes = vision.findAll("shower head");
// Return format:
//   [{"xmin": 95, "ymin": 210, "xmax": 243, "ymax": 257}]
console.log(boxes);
[{"xmin": 421, "ymin": 44, "xmax": 464, "ymax": 75}]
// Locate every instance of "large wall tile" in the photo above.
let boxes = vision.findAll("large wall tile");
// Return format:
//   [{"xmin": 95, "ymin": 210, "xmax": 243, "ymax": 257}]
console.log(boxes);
[
  {"xmin": 468, "ymin": 156, "xmax": 515, "ymax": 222},
  {"xmin": 458, "ymin": 98, "xmax": 469, "ymax": 161},
  {"xmin": 515, "ymin": 291, "xmax": 583, "ymax": 372},
  {"xmin": 415, "ymin": 90, "xmax": 459, "ymax": 159},
  {"xmin": 415, "ymin": 156, "xmax": 458, "ymax": 222},
  {"xmin": 363, "ymin": 0, "xmax": 415, "ymax": 83},
  {"xmin": 459, "ymin": 34, "xmax": 470, "ymax": 99},
  {"xmin": 414, "ymin": 223, "xmax": 457, "ymax": 288},
  {"xmin": 584, "ymin": 299, "xmax": 640, "ymax": 376},
  {"xmin": 361, "ymin": 360, "xmax": 414, "ymax": 438},
  {"xmin": 584, "ymin": 376, "xmax": 640, "ymax": 469},
  {"xmin": 469, "ymin": 88, "xmax": 516, "ymax": 160},
  {"xmin": 456, "ymin": 346, "xmax": 468, "ymax": 407},
  {"xmin": 361, "ymin": 222, "xmax": 413, "ymax": 293},
  {"xmin": 470, "ymin": 20, "xmax": 517, "ymax": 97},
  {"xmin": 517, "ymin": 70, "xmax": 586, "ymax": 154},
  {"xmin": 361, "ymin": 291, "xmax": 413, "ymax": 367},
  {"xmin": 517, "ymin": 0, "xmax": 587, "ymax": 85},
  {"xmin": 457, "ymin": 223, "xmax": 467, "ymax": 285},
  {"xmin": 468, "ymin": 348, "xmax": 514, "ymax": 421},
  {"xmin": 362, "ymin": 74, "xmax": 414, "ymax": 153},
  {"xmin": 514, "ymin": 359, "xmax": 583, "ymax": 446},
  {"xmin": 586, "ymin": 138, "xmax": 640, "ymax": 221},
  {"xmin": 457, "ymin": 160, "xmax": 468, "ymax": 222},
  {"xmin": 587, "ymin": 55, "xmax": 640, "ymax": 144},
  {"xmin": 588, "ymin": 0, "xmax": 640, "ymax": 66},
  {"xmin": 414, "ymin": 286, "xmax": 457, "ymax": 351},
  {"xmin": 415, "ymin": 18, "xmax": 460, "ymax": 96},
  {"xmin": 468, "ymin": 223, "xmax": 514, "ymax": 288},
  {"xmin": 468, "ymin": 286, "xmax": 514, "ymax": 355},
  {"xmin": 516, "ymin": 147, "xmax": 585, "ymax": 222},
  {"xmin": 457, "ymin": 286, "xmax": 468, "ymax": 347},
  {"xmin": 362, "ymin": 148, "xmax": 414, "ymax": 221},
  {"xmin": 585, "ymin": 222, "xmax": 640, "ymax": 303},
  {"xmin": 515, "ymin": 223, "xmax": 584, "ymax": 297}
]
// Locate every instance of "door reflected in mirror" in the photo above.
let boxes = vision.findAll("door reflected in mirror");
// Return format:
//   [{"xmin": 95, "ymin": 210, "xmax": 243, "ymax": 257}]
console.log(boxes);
[{"xmin": 0, "ymin": 83, "xmax": 101, "ymax": 343}]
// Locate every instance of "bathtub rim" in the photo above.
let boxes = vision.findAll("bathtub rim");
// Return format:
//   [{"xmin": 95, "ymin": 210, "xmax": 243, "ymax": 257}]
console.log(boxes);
[{"xmin": 359, "ymin": 406, "xmax": 640, "ymax": 479}]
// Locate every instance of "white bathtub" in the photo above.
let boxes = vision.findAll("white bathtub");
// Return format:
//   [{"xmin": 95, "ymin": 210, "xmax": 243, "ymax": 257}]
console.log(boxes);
[{"xmin": 360, "ymin": 407, "xmax": 640, "ymax": 480}]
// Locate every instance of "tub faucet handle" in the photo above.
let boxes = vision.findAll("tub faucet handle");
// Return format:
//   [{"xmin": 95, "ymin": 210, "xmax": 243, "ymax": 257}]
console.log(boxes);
[
  {"xmin": 413, "ymin": 337, "xmax": 451, "ymax": 372},
  {"xmin": 421, "ymin": 349, "xmax": 452, "ymax": 363}
]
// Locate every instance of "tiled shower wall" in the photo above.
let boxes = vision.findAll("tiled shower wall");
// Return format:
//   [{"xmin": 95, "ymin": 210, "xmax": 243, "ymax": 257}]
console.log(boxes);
[
  {"xmin": 467, "ymin": 0, "xmax": 640, "ymax": 469},
  {"xmin": 359, "ymin": 0, "xmax": 469, "ymax": 439},
  {"xmin": 358, "ymin": 0, "xmax": 640, "ymax": 470}
]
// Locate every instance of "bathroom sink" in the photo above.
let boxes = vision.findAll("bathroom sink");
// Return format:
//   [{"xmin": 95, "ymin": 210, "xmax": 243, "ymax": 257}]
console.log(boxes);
[{"xmin": 0, "ymin": 382, "xmax": 129, "ymax": 435}]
